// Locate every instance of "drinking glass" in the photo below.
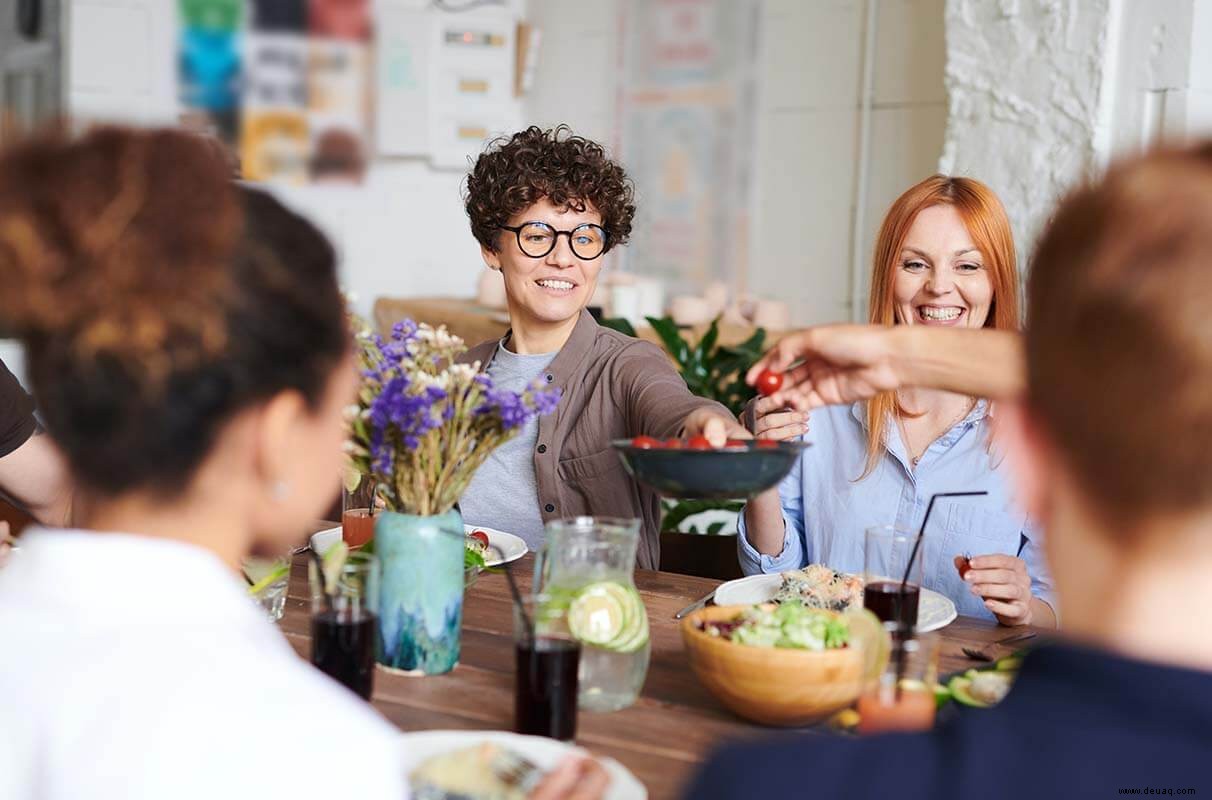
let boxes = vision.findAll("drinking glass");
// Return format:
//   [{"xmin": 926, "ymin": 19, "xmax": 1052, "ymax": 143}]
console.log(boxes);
[
  {"xmin": 341, "ymin": 474, "xmax": 377, "ymax": 548},
  {"xmin": 857, "ymin": 624, "xmax": 940, "ymax": 734},
  {"xmin": 863, "ymin": 525, "xmax": 924, "ymax": 628},
  {"xmin": 514, "ymin": 595, "xmax": 581, "ymax": 741},
  {"xmin": 242, "ymin": 554, "xmax": 290, "ymax": 622},
  {"xmin": 309, "ymin": 551, "xmax": 380, "ymax": 700}
]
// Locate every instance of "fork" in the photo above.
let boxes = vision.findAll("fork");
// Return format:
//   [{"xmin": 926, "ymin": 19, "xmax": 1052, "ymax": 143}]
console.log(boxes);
[
  {"xmin": 961, "ymin": 631, "xmax": 1037, "ymax": 662},
  {"xmin": 490, "ymin": 746, "xmax": 547, "ymax": 794}
]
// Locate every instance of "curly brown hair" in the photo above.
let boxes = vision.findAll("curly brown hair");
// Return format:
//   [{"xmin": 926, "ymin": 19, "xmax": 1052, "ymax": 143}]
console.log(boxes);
[{"xmin": 464, "ymin": 125, "xmax": 636, "ymax": 253}]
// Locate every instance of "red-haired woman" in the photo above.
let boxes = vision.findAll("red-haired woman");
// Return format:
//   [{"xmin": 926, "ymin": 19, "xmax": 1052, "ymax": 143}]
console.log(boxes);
[{"xmin": 740, "ymin": 176, "xmax": 1056, "ymax": 627}]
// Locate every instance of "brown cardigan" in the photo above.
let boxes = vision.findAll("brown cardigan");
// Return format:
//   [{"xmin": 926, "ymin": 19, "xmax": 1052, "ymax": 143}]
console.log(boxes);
[{"xmin": 458, "ymin": 310, "xmax": 730, "ymax": 570}]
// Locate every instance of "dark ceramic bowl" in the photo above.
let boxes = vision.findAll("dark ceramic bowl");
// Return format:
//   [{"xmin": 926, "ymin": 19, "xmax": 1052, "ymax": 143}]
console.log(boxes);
[{"xmin": 612, "ymin": 440, "xmax": 811, "ymax": 500}]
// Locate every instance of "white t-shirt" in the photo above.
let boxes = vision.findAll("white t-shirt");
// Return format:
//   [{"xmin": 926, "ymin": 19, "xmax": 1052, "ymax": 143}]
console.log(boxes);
[{"xmin": 0, "ymin": 528, "xmax": 406, "ymax": 800}]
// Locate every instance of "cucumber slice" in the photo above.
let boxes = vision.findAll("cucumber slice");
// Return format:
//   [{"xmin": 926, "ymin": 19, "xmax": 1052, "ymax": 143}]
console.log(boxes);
[
  {"xmin": 995, "ymin": 656, "xmax": 1022, "ymax": 672},
  {"xmin": 948, "ymin": 675, "xmax": 992, "ymax": 708},
  {"xmin": 605, "ymin": 593, "xmax": 649, "ymax": 653},
  {"xmin": 568, "ymin": 582, "xmax": 634, "ymax": 646}
]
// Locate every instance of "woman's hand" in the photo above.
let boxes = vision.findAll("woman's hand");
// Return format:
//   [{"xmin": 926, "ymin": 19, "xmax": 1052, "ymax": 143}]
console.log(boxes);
[
  {"xmin": 957, "ymin": 553, "xmax": 1034, "ymax": 626},
  {"xmin": 683, "ymin": 408, "xmax": 752, "ymax": 447},
  {"xmin": 744, "ymin": 396, "xmax": 810, "ymax": 441}
]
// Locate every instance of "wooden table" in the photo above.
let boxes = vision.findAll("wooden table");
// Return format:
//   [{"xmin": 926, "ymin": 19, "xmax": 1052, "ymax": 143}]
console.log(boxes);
[{"xmin": 280, "ymin": 551, "xmax": 1032, "ymax": 800}]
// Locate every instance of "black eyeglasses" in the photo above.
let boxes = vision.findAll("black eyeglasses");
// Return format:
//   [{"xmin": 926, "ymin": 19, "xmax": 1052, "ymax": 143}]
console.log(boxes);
[{"xmin": 500, "ymin": 221, "xmax": 608, "ymax": 260}]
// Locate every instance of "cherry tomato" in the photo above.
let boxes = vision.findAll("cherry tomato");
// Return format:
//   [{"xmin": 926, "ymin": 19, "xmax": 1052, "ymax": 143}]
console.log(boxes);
[
  {"xmin": 687, "ymin": 435, "xmax": 712, "ymax": 450},
  {"xmin": 954, "ymin": 554, "xmax": 972, "ymax": 579},
  {"xmin": 631, "ymin": 435, "xmax": 661, "ymax": 449},
  {"xmin": 755, "ymin": 368, "xmax": 784, "ymax": 397},
  {"xmin": 756, "ymin": 439, "xmax": 779, "ymax": 449},
  {"xmin": 469, "ymin": 530, "xmax": 490, "ymax": 548},
  {"xmin": 664, "ymin": 438, "xmax": 685, "ymax": 449},
  {"xmin": 725, "ymin": 439, "xmax": 749, "ymax": 447}
]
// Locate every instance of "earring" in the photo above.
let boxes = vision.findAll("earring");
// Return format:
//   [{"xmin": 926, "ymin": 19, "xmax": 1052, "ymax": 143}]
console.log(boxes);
[{"xmin": 271, "ymin": 481, "xmax": 290, "ymax": 500}]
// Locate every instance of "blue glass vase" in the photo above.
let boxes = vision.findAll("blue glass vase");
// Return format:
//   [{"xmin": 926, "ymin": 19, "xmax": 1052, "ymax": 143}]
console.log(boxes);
[{"xmin": 374, "ymin": 509, "xmax": 464, "ymax": 675}]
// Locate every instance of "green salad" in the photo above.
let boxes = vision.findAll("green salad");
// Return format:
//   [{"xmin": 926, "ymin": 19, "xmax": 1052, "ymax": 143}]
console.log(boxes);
[{"xmin": 701, "ymin": 601, "xmax": 850, "ymax": 651}]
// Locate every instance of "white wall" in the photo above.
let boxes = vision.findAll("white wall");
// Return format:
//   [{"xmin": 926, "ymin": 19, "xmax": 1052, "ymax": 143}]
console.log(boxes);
[
  {"xmin": 940, "ymin": 0, "xmax": 1212, "ymax": 270},
  {"xmin": 526, "ymin": 0, "xmax": 949, "ymax": 326},
  {"xmin": 64, "ymin": 0, "xmax": 490, "ymax": 320}
]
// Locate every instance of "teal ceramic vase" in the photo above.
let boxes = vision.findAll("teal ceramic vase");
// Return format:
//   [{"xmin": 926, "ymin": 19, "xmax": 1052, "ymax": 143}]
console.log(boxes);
[{"xmin": 374, "ymin": 509, "xmax": 464, "ymax": 675}]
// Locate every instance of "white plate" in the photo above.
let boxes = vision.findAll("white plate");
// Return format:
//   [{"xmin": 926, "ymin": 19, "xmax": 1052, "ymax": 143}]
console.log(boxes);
[
  {"xmin": 713, "ymin": 572, "xmax": 958, "ymax": 633},
  {"xmin": 464, "ymin": 524, "xmax": 528, "ymax": 567},
  {"xmin": 309, "ymin": 524, "xmax": 528, "ymax": 568},
  {"xmin": 400, "ymin": 729, "xmax": 646, "ymax": 799}
]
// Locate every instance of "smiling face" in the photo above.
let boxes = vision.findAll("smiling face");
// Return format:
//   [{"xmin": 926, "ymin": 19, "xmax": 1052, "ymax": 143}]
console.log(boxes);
[
  {"xmin": 482, "ymin": 196, "xmax": 604, "ymax": 331},
  {"xmin": 892, "ymin": 204, "xmax": 994, "ymax": 329}
]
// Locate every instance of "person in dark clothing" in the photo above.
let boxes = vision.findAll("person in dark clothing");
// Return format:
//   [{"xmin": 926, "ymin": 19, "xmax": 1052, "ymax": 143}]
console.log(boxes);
[
  {"xmin": 688, "ymin": 144, "xmax": 1212, "ymax": 798},
  {"xmin": 0, "ymin": 357, "xmax": 68, "ymax": 528}
]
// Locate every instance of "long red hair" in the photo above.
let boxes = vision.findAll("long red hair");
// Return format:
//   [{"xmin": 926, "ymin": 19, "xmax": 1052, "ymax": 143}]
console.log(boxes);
[{"xmin": 860, "ymin": 175, "xmax": 1020, "ymax": 478}]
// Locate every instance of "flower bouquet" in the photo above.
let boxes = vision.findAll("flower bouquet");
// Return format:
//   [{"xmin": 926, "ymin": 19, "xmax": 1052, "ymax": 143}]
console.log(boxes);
[{"xmin": 345, "ymin": 318, "xmax": 560, "ymax": 674}]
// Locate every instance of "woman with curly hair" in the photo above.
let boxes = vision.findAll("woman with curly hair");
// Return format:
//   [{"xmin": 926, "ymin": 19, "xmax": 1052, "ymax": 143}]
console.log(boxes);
[{"xmin": 458, "ymin": 125, "xmax": 748, "ymax": 568}]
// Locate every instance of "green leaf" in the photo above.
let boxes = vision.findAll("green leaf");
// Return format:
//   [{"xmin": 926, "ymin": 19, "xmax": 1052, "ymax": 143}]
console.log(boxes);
[
  {"xmin": 661, "ymin": 498, "xmax": 745, "ymax": 531},
  {"xmin": 599, "ymin": 317, "xmax": 638, "ymax": 338},
  {"xmin": 646, "ymin": 316, "xmax": 691, "ymax": 368},
  {"xmin": 706, "ymin": 521, "xmax": 727, "ymax": 536}
]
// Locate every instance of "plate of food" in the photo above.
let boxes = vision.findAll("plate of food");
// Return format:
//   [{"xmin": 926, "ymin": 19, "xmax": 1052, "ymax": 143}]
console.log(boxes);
[
  {"xmin": 713, "ymin": 564, "xmax": 958, "ymax": 632},
  {"xmin": 401, "ymin": 730, "xmax": 646, "ymax": 799},
  {"xmin": 309, "ymin": 524, "xmax": 527, "ymax": 568},
  {"xmin": 612, "ymin": 438, "xmax": 810, "ymax": 500}
]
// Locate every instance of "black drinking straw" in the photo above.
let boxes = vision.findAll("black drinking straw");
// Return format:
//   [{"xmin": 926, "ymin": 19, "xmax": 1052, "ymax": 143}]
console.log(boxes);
[
  {"xmin": 894, "ymin": 490, "xmax": 987, "ymax": 698},
  {"xmin": 494, "ymin": 544, "xmax": 534, "ymax": 645}
]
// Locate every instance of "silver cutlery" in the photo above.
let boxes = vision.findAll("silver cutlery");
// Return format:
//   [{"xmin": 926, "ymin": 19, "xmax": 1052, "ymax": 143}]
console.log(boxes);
[
  {"xmin": 673, "ymin": 589, "xmax": 716, "ymax": 620},
  {"xmin": 962, "ymin": 631, "xmax": 1036, "ymax": 662}
]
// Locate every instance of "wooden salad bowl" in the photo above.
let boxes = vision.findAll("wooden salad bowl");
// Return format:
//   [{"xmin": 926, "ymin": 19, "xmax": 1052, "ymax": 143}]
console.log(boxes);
[{"xmin": 680, "ymin": 604, "xmax": 864, "ymax": 726}]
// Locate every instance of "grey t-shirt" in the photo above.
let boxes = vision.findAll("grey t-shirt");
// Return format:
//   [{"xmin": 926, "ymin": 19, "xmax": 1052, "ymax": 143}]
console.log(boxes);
[{"xmin": 459, "ymin": 341, "xmax": 557, "ymax": 552}]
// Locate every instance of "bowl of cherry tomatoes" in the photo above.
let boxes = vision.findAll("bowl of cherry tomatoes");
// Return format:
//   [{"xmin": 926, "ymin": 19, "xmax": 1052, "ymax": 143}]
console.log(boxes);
[{"xmin": 611, "ymin": 436, "xmax": 810, "ymax": 500}]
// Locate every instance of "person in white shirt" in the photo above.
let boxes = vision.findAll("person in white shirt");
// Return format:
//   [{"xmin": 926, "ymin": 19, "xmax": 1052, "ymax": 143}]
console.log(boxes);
[{"xmin": 0, "ymin": 126, "xmax": 408, "ymax": 799}]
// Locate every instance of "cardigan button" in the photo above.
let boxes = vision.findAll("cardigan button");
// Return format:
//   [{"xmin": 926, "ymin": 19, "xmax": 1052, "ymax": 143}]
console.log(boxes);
[
  {"xmin": 544, "ymin": 503, "xmax": 555, "ymax": 513},
  {"xmin": 537, "ymin": 444, "xmax": 547, "ymax": 454}
]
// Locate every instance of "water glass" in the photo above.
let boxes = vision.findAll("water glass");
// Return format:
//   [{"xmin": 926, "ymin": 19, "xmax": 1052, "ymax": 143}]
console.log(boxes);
[
  {"xmin": 242, "ymin": 555, "xmax": 290, "ymax": 622},
  {"xmin": 857, "ymin": 624, "xmax": 940, "ymax": 735},
  {"xmin": 863, "ymin": 525, "xmax": 924, "ymax": 628},
  {"xmin": 309, "ymin": 551, "xmax": 380, "ymax": 700},
  {"xmin": 514, "ymin": 595, "xmax": 581, "ymax": 741}
]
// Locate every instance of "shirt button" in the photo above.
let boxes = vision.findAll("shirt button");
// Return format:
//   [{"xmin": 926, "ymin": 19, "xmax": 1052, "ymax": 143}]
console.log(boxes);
[
  {"xmin": 537, "ymin": 444, "xmax": 547, "ymax": 454},
  {"xmin": 544, "ymin": 503, "xmax": 555, "ymax": 513}
]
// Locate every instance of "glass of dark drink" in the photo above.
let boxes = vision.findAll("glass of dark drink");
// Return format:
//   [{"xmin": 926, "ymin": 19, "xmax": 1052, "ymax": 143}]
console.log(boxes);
[
  {"xmin": 863, "ymin": 526, "xmax": 924, "ymax": 628},
  {"xmin": 309, "ymin": 551, "xmax": 380, "ymax": 700},
  {"xmin": 514, "ymin": 595, "xmax": 581, "ymax": 742}
]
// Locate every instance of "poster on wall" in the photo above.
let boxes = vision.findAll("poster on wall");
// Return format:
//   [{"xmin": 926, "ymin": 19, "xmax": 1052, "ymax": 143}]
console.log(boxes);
[
  {"xmin": 178, "ymin": 0, "xmax": 243, "ymax": 145},
  {"xmin": 178, "ymin": 0, "xmax": 372, "ymax": 184},
  {"xmin": 617, "ymin": 0, "xmax": 760, "ymax": 293},
  {"xmin": 307, "ymin": 0, "xmax": 372, "ymax": 182}
]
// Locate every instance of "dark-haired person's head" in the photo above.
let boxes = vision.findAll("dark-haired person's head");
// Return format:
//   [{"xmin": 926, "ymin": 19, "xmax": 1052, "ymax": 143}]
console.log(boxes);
[
  {"xmin": 464, "ymin": 125, "xmax": 635, "ymax": 332},
  {"xmin": 1004, "ymin": 143, "xmax": 1212, "ymax": 664},
  {"xmin": 0, "ymin": 127, "xmax": 352, "ymax": 561}
]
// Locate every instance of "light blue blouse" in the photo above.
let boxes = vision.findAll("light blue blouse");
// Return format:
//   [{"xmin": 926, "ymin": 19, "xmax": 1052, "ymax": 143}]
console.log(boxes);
[{"xmin": 737, "ymin": 401, "xmax": 1056, "ymax": 621}]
